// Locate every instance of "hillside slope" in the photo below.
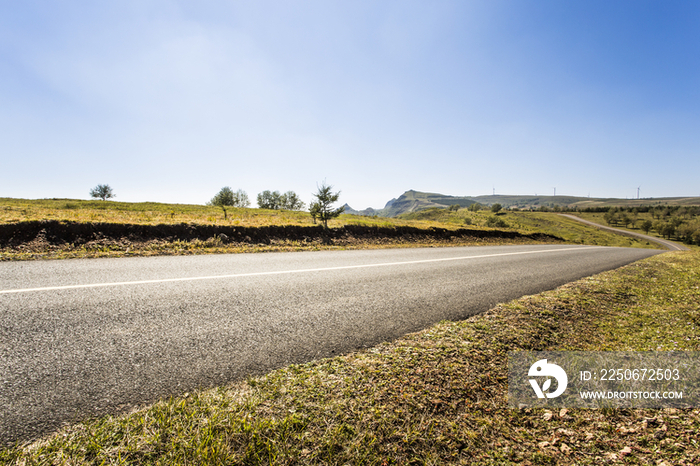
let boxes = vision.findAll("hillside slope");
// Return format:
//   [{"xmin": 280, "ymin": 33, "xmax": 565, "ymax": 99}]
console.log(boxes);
[{"xmin": 345, "ymin": 191, "xmax": 700, "ymax": 217}]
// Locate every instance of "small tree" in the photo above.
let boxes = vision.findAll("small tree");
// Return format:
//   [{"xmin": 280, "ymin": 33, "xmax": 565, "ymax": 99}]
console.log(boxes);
[
  {"xmin": 210, "ymin": 187, "xmax": 236, "ymax": 207},
  {"xmin": 604, "ymin": 208, "xmax": 619, "ymax": 226},
  {"xmin": 491, "ymin": 203, "xmax": 502, "ymax": 213},
  {"xmin": 281, "ymin": 191, "xmax": 305, "ymax": 211},
  {"xmin": 311, "ymin": 181, "xmax": 344, "ymax": 228},
  {"xmin": 90, "ymin": 184, "xmax": 115, "ymax": 200},
  {"xmin": 619, "ymin": 213, "xmax": 631, "ymax": 228},
  {"xmin": 209, "ymin": 187, "xmax": 250, "ymax": 220},
  {"xmin": 232, "ymin": 189, "xmax": 251, "ymax": 208},
  {"xmin": 640, "ymin": 219, "xmax": 653, "ymax": 234},
  {"xmin": 692, "ymin": 228, "xmax": 700, "ymax": 245},
  {"xmin": 661, "ymin": 223, "xmax": 676, "ymax": 239},
  {"xmin": 257, "ymin": 190, "xmax": 283, "ymax": 209},
  {"xmin": 309, "ymin": 202, "xmax": 320, "ymax": 224}
]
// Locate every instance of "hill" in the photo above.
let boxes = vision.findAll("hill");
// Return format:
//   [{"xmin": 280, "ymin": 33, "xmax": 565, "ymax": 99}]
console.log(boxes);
[
  {"xmin": 345, "ymin": 190, "xmax": 476, "ymax": 217},
  {"xmin": 345, "ymin": 191, "xmax": 700, "ymax": 217}
]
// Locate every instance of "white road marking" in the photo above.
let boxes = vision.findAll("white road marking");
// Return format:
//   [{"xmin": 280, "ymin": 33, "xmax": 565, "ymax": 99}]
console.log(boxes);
[{"xmin": 1, "ymin": 246, "xmax": 600, "ymax": 294}]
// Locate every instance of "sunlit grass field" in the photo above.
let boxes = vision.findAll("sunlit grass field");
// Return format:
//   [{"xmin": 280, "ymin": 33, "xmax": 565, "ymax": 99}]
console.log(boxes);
[
  {"xmin": 0, "ymin": 198, "xmax": 660, "ymax": 249},
  {"xmin": 0, "ymin": 198, "xmax": 666, "ymax": 263},
  {"xmin": 400, "ymin": 208, "xmax": 658, "ymax": 249},
  {"xmin": 0, "ymin": 198, "xmax": 468, "ymax": 230}
]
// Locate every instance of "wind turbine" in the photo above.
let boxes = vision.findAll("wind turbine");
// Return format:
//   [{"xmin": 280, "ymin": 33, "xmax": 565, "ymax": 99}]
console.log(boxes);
[{"xmin": 637, "ymin": 186, "xmax": 641, "ymax": 199}]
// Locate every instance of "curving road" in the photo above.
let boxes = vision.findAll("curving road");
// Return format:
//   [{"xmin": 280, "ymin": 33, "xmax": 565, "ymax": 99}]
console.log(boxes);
[
  {"xmin": 559, "ymin": 214, "xmax": 689, "ymax": 251},
  {"xmin": 1, "ymin": 245, "xmax": 662, "ymax": 445}
]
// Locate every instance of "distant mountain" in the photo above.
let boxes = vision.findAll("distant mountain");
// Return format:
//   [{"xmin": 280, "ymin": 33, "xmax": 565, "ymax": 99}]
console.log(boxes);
[
  {"xmin": 344, "ymin": 190, "xmax": 700, "ymax": 218},
  {"xmin": 344, "ymin": 190, "xmax": 476, "ymax": 217},
  {"xmin": 342, "ymin": 204, "xmax": 380, "ymax": 217},
  {"xmin": 379, "ymin": 190, "xmax": 475, "ymax": 217}
]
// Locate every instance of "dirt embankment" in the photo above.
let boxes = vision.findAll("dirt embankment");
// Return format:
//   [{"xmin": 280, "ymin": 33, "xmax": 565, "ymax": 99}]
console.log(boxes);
[{"xmin": 0, "ymin": 220, "xmax": 563, "ymax": 259}]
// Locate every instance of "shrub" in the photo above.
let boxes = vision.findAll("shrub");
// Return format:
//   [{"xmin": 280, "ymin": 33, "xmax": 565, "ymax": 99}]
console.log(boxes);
[{"xmin": 486, "ymin": 216, "xmax": 508, "ymax": 228}]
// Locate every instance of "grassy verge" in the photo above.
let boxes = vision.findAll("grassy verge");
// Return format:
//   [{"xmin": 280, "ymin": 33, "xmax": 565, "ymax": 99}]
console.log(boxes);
[{"xmin": 3, "ymin": 251, "xmax": 698, "ymax": 465}]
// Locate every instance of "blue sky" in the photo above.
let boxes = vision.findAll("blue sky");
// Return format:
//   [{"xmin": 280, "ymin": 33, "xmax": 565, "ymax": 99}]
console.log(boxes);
[{"xmin": 2, "ymin": 1, "xmax": 699, "ymax": 210}]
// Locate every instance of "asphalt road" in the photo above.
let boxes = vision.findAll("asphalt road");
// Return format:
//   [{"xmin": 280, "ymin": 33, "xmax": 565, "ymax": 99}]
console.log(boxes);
[{"xmin": 0, "ymin": 244, "xmax": 662, "ymax": 445}]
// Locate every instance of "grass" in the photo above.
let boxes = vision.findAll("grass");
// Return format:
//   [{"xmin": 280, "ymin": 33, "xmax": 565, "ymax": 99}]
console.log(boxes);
[
  {"xmin": 1, "ymin": 199, "xmax": 662, "ymax": 262},
  {"xmin": 400, "ymin": 209, "xmax": 658, "ymax": 249},
  {"xmin": 0, "ymin": 199, "xmax": 664, "ymax": 248},
  {"xmin": 0, "ymin": 198, "xmax": 475, "ymax": 230},
  {"xmin": 3, "ymin": 250, "xmax": 698, "ymax": 465},
  {"xmin": 573, "ymin": 211, "xmax": 689, "ymax": 246}
]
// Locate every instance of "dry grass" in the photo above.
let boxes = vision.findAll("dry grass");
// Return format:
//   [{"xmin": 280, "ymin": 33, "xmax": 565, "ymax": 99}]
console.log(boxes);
[
  {"xmin": 0, "ymin": 198, "xmax": 458, "ymax": 230},
  {"xmin": 1, "ymin": 199, "xmax": 659, "ymax": 262},
  {"xmin": 401, "ymin": 209, "xmax": 659, "ymax": 250}
]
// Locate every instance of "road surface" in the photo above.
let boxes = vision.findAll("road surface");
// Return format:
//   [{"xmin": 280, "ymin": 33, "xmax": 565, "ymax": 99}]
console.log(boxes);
[{"xmin": 0, "ymin": 245, "xmax": 662, "ymax": 445}]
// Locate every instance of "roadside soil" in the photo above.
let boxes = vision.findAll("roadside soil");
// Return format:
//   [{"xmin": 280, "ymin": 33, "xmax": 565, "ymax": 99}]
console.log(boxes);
[{"xmin": 0, "ymin": 220, "xmax": 563, "ymax": 260}]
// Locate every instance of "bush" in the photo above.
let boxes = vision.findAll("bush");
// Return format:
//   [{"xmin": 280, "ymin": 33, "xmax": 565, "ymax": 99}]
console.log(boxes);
[
  {"xmin": 693, "ymin": 229, "xmax": 700, "ymax": 245},
  {"xmin": 486, "ymin": 216, "xmax": 508, "ymax": 228},
  {"xmin": 678, "ymin": 223, "xmax": 700, "ymax": 245}
]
